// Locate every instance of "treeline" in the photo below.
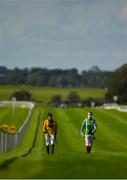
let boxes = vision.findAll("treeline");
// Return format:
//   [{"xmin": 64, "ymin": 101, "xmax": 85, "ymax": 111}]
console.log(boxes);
[
  {"xmin": 0, "ymin": 66, "xmax": 112, "ymax": 88},
  {"xmin": 10, "ymin": 90, "xmax": 105, "ymax": 107},
  {"xmin": 106, "ymin": 63, "xmax": 127, "ymax": 103}
]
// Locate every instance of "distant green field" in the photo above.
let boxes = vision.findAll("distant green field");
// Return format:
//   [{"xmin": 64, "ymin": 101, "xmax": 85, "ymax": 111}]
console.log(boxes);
[
  {"xmin": 0, "ymin": 85, "xmax": 106, "ymax": 102},
  {"xmin": 0, "ymin": 107, "xmax": 127, "ymax": 178},
  {"xmin": 0, "ymin": 107, "xmax": 29, "ymax": 130}
]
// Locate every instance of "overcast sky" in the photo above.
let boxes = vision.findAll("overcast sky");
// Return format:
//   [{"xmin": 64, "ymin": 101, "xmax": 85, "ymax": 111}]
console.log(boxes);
[{"xmin": 0, "ymin": 0, "xmax": 127, "ymax": 71}]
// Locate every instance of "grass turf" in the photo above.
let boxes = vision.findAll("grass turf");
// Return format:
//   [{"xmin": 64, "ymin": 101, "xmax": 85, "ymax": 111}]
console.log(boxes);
[{"xmin": 0, "ymin": 107, "xmax": 127, "ymax": 178}]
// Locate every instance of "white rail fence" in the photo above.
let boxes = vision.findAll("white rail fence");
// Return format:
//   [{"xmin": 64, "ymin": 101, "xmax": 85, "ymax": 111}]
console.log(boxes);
[
  {"xmin": 102, "ymin": 103, "xmax": 127, "ymax": 112},
  {"xmin": 0, "ymin": 101, "xmax": 35, "ymax": 153}
]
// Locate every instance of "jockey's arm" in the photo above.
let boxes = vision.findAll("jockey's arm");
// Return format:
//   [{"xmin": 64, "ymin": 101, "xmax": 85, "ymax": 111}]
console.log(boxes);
[
  {"xmin": 80, "ymin": 120, "xmax": 85, "ymax": 135},
  {"xmin": 43, "ymin": 121, "xmax": 47, "ymax": 134},
  {"xmin": 92, "ymin": 120, "xmax": 97, "ymax": 134}
]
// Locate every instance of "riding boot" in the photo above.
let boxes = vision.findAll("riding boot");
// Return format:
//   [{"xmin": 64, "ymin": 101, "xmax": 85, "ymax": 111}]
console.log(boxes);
[
  {"xmin": 46, "ymin": 145, "xmax": 50, "ymax": 154},
  {"xmin": 86, "ymin": 146, "xmax": 89, "ymax": 153},
  {"xmin": 88, "ymin": 146, "xmax": 92, "ymax": 153},
  {"xmin": 51, "ymin": 144, "xmax": 54, "ymax": 154}
]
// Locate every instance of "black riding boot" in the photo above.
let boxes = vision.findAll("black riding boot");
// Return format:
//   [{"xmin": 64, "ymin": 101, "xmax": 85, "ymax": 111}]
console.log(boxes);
[
  {"xmin": 86, "ymin": 146, "xmax": 91, "ymax": 153},
  {"xmin": 86, "ymin": 146, "xmax": 89, "ymax": 153},
  {"xmin": 51, "ymin": 144, "xmax": 54, "ymax": 154},
  {"xmin": 46, "ymin": 145, "xmax": 50, "ymax": 154},
  {"xmin": 88, "ymin": 146, "xmax": 92, "ymax": 153}
]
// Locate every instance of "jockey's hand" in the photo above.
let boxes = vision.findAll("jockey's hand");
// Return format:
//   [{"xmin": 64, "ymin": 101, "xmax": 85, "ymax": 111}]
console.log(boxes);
[
  {"xmin": 91, "ymin": 131, "xmax": 95, "ymax": 135},
  {"xmin": 80, "ymin": 132, "xmax": 84, "ymax": 136},
  {"xmin": 43, "ymin": 131, "xmax": 47, "ymax": 134}
]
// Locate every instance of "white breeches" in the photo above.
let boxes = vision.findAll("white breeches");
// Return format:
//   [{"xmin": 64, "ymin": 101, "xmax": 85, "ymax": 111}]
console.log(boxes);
[
  {"xmin": 45, "ymin": 134, "xmax": 55, "ymax": 146},
  {"xmin": 85, "ymin": 134, "xmax": 93, "ymax": 146}
]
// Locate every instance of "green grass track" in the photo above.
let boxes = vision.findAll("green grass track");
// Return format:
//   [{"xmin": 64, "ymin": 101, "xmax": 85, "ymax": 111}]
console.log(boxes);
[{"xmin": 0, "ymin": 107, "xmax": 127, "ymax": 178}]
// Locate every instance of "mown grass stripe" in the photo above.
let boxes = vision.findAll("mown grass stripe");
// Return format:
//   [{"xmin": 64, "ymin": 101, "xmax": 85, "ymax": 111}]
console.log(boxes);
[
  {"xmin": 56, "ymin": 108, "xmax": 82, "ymax": 152},
  {"xmin": 94, "ymin": 108, "xmax": 127, "ymax": 152},
  {"xmin": 26, "ymin": 107, "xmax": 47, "ymax": 159}
]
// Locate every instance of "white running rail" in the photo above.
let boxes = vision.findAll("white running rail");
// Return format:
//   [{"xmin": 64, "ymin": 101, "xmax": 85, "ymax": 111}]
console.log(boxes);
[{"xmin": 0, "ymin": 101, "xmax": 35, "ymax": 153}]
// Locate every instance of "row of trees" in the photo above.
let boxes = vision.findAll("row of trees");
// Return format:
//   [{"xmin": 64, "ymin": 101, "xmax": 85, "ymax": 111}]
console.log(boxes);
[
  {"xmin": 0, "ymin": 66, "xmax": 111, "ymax": 88},
  {"xmin": 10, "ymin": 90, "xmax": 105, "ymax": 107},
  {"xmin": 2, "ymin": 63, "xmax": 127, "ymax": 103},
  {"xmin": 50, "ymin": 92, "xmax": 105, "ymax": 107}
]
